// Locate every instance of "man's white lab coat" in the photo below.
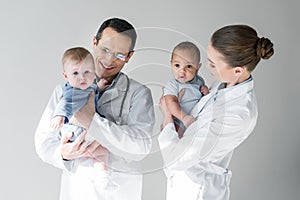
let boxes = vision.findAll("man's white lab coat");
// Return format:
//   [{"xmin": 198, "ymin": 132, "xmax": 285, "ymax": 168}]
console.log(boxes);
[{"xmin": 35, "ymin": 73, "xmax": 155, "ymax": 200}]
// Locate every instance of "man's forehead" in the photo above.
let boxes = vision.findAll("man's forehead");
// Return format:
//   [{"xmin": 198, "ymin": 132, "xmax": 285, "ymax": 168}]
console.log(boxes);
[{"xmin": 99, "ymin": 28, "xmax": 132, "ymax": 51}]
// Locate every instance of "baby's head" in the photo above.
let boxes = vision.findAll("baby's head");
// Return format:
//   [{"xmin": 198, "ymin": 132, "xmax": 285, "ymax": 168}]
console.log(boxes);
[
  {"xmin": 171, "ymin": 41, "xmax": 201, "ymax": 83},
  {"xmin": 62, "ymin": 47, "xmax": 95, "ymax": 90}
]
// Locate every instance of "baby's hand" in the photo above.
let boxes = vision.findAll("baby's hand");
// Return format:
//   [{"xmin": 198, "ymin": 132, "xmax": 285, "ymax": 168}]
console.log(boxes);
[
  {"xmin": 200, "ymin": 85, "xmax": 209, "ymax": 96},
  {"xmin": 182, "ymin": 115, "xmax": 195, "ymax": 128},
  {"xmin": 97, "ymin": 79, "xmax": 109, "ymax": 91},
  {"xmin": 50, "ymin": 116, "xmax": 65, "ymax": 130}
]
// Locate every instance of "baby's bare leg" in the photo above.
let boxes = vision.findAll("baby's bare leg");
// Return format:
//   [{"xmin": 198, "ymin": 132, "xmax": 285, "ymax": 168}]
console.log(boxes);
[
  {"xmin": 94, "ymin": 154, "xmax": 108, "ymax": 171},
  {"xmin": 93, "ymin": 148, "xmax": 119, "ymax": 191}
]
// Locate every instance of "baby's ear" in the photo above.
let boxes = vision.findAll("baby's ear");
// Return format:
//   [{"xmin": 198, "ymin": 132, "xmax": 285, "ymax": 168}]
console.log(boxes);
[
  {"xmin": 62, "ymin": 71, "xmax": 68, "ymax": 80},
  {"xmin": 197, "ymin": 63, "xmax": 202, "ymax": 69}
]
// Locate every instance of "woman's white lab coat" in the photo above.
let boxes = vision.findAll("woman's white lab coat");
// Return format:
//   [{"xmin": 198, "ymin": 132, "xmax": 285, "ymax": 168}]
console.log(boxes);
[
  {"xmin": 35, "ymin": 73, "xmax": 155, "ymax": 200},
  {"xmin": 158, "ymin": 78, "xmax": 258, "ymax": 200}
]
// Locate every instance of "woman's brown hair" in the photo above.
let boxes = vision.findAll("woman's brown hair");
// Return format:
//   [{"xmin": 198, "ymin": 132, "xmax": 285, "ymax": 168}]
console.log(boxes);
[{"xmin": 211, "ymin": 24, "xmax": 274, "ymax": 71}]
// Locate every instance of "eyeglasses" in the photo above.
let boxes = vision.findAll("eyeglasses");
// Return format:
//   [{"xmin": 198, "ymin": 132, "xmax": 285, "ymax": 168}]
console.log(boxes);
[{"xmin": 98, "ymin": 46, "xmax": 128, "ymax": 62}]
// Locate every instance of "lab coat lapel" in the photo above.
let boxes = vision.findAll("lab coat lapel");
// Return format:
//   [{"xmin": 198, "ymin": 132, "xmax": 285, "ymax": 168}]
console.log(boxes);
[
  {"xmin": 190, "ymin": 79, "xmax": 253, "ymax": 117},
  {"xmin": 100, "ymin": 89, "xmax": 120, "ymax": 105},
  {"xmin": 190, "ymin": 83, "xmax": 220, "ymax": 117},
  {"xmin": 190, "ymin": 92, "xmax": 213, "ymax": 118}
]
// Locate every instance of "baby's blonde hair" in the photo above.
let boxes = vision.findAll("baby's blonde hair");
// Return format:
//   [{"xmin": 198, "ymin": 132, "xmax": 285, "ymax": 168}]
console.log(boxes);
[{"xmin": 62, "ymin": 47, "xmax": 94, "ymax": 71}]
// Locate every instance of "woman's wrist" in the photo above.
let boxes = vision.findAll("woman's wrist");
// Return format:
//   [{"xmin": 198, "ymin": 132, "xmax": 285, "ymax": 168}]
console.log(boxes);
[{"xmin": 162, "ymin": 114, "xmax": 173, "ymax": 128}]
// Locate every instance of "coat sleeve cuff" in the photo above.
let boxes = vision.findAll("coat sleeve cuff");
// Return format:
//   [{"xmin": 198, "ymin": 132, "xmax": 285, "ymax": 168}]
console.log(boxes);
[{"xmin": 158, "ymin": 123, "xmax": 179, "ymax": 149}]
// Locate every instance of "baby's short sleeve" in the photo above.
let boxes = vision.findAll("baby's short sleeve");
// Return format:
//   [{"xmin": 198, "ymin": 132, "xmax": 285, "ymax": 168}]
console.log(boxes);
[{"xmin": 163, "ymin": 79, "xmax": 179, "ymax": 97}]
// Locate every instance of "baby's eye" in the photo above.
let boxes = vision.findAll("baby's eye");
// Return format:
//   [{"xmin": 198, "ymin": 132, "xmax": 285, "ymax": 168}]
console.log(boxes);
[
  {"xmin": 174, "ymin": 64, "xmax": 180, "ymax": 68},
  {"xmin": 73, "ymin": 71, "xmax": 79, "ymax": 75},
  {"xmin": 186, "ymin": 65, "xmax": 193, "ymax": 69},
  {"xmin": 84, "ymin": 70, "xmax": 91, "ymax": 74}
]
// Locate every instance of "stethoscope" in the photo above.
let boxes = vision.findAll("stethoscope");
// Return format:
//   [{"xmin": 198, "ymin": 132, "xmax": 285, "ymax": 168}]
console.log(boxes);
[
  {"xmin": 116, "ymin": 74, "xmax": 129, "ymax": 125},
  {"xmin": 96, "ymin": 73, "xmax": 130, "ymax": 125}
]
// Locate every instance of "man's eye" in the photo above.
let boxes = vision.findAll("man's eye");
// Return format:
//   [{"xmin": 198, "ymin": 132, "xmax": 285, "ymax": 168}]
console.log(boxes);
[
  {"xmin": 101, "ymin": 47, "xmax": 110, "ymax": 54},
  {"xmin": 104, "ymin": 48, "xmax": 110, "ymax": 54},
  {"xmin": 116, "ymin": 53, "xmax": 126, "ymax": 61},
  {"xmin": 209, "ymin": 63, "xmax": 216, "ymax": 68}
]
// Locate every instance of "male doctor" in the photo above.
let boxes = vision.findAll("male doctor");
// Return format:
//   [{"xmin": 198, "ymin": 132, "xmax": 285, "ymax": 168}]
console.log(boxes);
[{"xmin": 35, "ymin": 18, "xmax": 155, "ymax": 200}]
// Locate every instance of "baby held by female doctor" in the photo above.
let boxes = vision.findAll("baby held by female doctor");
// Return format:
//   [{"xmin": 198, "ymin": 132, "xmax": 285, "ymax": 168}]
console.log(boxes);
[{"xmin": 163, "ymin": 41, "xmax": 209, "ymax": 138}]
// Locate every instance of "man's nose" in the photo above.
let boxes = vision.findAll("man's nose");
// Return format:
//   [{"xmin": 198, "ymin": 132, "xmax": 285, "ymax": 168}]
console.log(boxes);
[{"xmin": 105, "ymin": 53, "xmax": 116, "ymax": 64}]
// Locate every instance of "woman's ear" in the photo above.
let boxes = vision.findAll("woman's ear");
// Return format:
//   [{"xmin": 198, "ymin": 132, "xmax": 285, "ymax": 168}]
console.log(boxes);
[{"xmin": 234, "ymin": 66, "xmax": 246, "ymax": 76}]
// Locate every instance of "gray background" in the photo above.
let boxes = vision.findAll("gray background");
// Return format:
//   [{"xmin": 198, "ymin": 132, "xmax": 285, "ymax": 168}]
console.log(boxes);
[{"xmin": 1, "ymin": 0, "xmax": 299, "ymax": 199}]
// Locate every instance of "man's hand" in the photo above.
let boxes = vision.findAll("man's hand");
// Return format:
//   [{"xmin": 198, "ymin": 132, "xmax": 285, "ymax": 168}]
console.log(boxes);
[
  {"xmin": 70, "ymin": 92, "xmax": 95, "ymax": 130},
  {"xmin": 61, "ymin": 130, "xmax": 89, "ymax": 160}
]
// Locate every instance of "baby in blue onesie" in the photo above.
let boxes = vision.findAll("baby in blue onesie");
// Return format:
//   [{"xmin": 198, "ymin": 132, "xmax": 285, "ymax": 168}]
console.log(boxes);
[
  {"xmin": 50, "ymin": 47, "xmax": 106, "ymax": 139},
  {"xmin": 50, "ymin": 47, "xmax": 117, "ymax": 190},
  {"xmin": 163, "ymin": 41, "xmax": 209, "ymax": 138}
]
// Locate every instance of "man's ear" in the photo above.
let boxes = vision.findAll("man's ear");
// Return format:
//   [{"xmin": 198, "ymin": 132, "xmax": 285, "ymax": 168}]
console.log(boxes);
[
  {"xmin": 234, "ymin": 66, "xmax": 246, "ymax": 76},
  {"xmin": 125, "ymin": 50, "xmax": 135, "ymax": 63},
  {"xmin": 92, "ymin": 36, "xmax": 98, "ymax": 48}
]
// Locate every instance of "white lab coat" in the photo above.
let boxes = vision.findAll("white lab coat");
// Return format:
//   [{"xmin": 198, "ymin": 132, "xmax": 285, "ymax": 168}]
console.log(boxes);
[
  {"xmin": 158, "ymin": 78, "xmax": 258, "ymax": 200},
  {"xmin": 35, "ymin": 73, "xmax": 155, "ymax": 200}
]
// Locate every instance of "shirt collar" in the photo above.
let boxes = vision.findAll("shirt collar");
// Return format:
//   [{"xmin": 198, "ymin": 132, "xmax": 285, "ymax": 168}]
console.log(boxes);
[{"xmin": 217, "ymin": 75, "xmax": 254, "ymax": 100}]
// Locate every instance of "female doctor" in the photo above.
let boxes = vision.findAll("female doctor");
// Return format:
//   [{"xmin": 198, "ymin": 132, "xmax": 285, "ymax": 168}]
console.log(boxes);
[{"xmin": 158, "ymin": 24, "xmax": 274, "ymax": 200}]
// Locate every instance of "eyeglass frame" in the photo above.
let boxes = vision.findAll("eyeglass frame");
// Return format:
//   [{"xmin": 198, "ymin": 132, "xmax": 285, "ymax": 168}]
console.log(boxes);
[{"xmin": 97, "ymin": 45, "xmax": 132, "ymax": 62}]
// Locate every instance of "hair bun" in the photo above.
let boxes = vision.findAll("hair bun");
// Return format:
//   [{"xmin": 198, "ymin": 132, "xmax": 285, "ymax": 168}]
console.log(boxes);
[{"xmin": 256, "ymin": 37, "xmax": 274, "ymax": 59}]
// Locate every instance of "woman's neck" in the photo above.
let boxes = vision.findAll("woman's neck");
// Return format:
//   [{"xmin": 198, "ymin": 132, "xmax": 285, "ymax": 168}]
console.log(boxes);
[{"xmin": 226, "ymin": 72, "xmax": 251, "ymax": 88}]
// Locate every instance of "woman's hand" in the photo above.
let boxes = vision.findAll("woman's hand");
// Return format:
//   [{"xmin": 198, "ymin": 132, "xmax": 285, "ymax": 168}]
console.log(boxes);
[
  {"xmin": 160, "ymin": 88, "xmax": 174, "ymax": 130},
  {"xmin": 182, "ymin": 114, "xmax": 196, "ymax": 128}
]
